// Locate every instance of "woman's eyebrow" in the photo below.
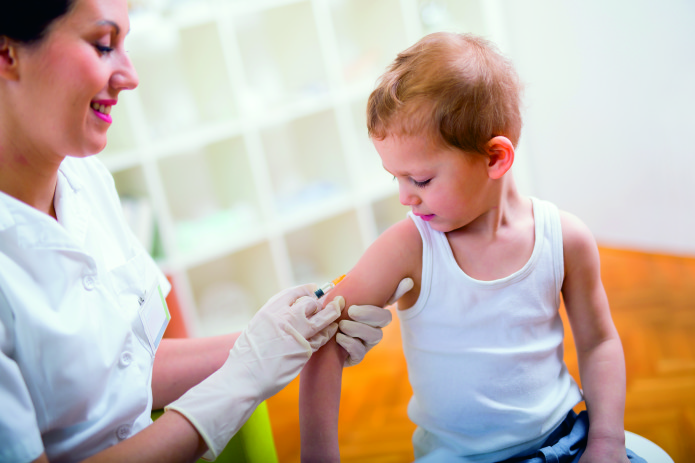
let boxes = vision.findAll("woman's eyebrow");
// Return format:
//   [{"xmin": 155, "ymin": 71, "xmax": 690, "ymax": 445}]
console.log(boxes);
[{"xmin": 96, "ymin": 20, "xmax": 120, "ymax": 35}]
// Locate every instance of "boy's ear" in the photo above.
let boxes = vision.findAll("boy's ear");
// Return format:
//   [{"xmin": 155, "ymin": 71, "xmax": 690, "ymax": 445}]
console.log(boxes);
[
  {"xmin": 0, "ymin": 36, "xmax": 20, "ymax": 81},
  {"xmin": 484, "ymin": 136, "xmax": 514, "ymax": 180}
]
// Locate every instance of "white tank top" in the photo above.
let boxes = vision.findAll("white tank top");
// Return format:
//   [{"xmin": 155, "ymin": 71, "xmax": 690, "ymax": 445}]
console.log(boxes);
[{"xmin": 399, "ymin": 197, "xmax": 583, "ymax": 461}]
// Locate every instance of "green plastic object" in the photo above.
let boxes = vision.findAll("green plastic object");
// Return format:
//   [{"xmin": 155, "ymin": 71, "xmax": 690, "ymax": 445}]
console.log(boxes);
[{"xmin": 151, "ymin": 401, "xmax": 279, "ymax": 463}]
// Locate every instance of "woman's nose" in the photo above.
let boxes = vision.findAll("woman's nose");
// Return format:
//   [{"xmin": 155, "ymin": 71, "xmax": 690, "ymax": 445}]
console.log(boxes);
[{"xmin": 111, "ymin": 53, "xmax": 139, "ymax": 91}]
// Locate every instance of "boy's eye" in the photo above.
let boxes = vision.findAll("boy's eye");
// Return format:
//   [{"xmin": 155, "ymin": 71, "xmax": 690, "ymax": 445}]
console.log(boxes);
[{"xmin": 412, "ymin": 178, "xmax": 431, "ymax": 188}]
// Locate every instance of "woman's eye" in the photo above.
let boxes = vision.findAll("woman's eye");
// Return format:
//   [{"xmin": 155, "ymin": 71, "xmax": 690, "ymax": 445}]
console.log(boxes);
[
  {"xmin": 412, "ymin": 178, "xmax": 431, "ymax": 188},
  {"xmin": 94, "ymin": 44, "xmax": 114, "ymax": 55}
]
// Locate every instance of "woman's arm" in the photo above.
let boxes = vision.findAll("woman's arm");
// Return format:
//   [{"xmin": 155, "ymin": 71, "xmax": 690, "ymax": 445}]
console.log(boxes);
[
  {"xmin": 560, "ymin": 212, "xmax": 629, "ymax": 463},
  {"xmin": 152, "ymin": 334, "xmax": 240, "ymax": 409},
  {"xmin": 80, "ymin": 410, "xmax": 208, "ymax": 463},
  {"xmin": 299, "ymin": 219, "xmax": 421, "ymax": 462},
  {"xmin": 33, "ymin": 412, "xmax": 207, "ymax": 463}
]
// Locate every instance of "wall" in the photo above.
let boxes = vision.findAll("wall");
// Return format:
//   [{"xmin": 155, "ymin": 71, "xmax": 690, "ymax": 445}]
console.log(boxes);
[{"xmin": 498, "ymin": 0, "xmax": 695, "ymax": 256}]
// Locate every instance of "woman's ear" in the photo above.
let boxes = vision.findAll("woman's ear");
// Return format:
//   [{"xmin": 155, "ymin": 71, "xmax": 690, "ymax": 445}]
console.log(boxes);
[
  {"xmin": 484, "ymin": 136, "xmax": 515, "ymax": 180},
  {"xmin": 0, "ymin": 37, "xmax": 20, "ymax": 81}
]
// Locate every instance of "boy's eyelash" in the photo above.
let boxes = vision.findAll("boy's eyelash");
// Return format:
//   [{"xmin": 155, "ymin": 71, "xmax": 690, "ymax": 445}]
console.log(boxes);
[{"xmin": 392, "ymin": 175, "xmax": 431, "ymax": 188}]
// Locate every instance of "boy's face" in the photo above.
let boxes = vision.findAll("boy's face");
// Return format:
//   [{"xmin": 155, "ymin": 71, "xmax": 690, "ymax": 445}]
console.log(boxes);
[{"xmin": 374, "ymin": 133, "xmax": 492, "ymax": 233}]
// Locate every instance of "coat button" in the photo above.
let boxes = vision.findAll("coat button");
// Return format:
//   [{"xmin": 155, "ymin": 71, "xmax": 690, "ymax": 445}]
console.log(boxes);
[
  {"xmin": 116, "ymin": 424, "xmax": 132, "ymax": 441},
  {"xmin": 119, "ymin": 352, "xmax": 133, "ymax": 367},
  {"xmin": 83, "ymin": 275, "xmax": 96, "ymax": 290}
]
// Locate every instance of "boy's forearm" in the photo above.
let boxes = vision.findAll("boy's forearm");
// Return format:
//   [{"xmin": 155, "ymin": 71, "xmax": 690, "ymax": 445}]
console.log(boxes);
[
  {"xmin": 299, "ymin": 338, "xmax": 348, "ymax": 463},
  {"xmin": 577, "ymin": 336, "xmax": 627, "ymax": 445}
]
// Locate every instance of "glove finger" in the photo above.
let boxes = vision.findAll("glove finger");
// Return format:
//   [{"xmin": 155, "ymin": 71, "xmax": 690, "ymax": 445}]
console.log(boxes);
[
  {"xmin": 308, "ymin": 323, "xmax": 339, "ymax": 352},
  {"xmin": 276, "ymin": 283, "xmax": 317, "ymax": 307},
  {"xmin": 339, "ymin": 319, "xmax": 383, "ymax": 345},
  {"xmin": 336, "ymin": 332, "xmax": 367, "ymax": 367},
  {"xmin": 347, "ymin": 304, "xmax": 393, "ymax": 328},
  {"xmin": 294, "ymin": 295, "xmax": 321, "ymax": 317},
  {"xmin": 307, "ymin": 296, "xmax": 343, "ymax": 334},
  {"xmin": 387, "ymin": 277, "xmax": 414, "ymax": 305}
]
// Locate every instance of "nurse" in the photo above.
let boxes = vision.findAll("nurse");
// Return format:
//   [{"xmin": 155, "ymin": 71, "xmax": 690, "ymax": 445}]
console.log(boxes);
[{"xmin": 0, "ymin": 1, "xmax": 411, "ymax": 462}]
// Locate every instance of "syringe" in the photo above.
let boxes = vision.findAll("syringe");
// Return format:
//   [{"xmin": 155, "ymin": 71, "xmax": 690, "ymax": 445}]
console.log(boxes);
[{"xmin": 314, "ymin": 274, "xmax": 346, "ymax": 299}]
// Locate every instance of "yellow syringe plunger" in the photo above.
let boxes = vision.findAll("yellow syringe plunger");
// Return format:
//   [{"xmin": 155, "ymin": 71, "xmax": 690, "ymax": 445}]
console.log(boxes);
[{"xmin": 314, "ymin": 274, "xmax": 346, "ymax": 299}]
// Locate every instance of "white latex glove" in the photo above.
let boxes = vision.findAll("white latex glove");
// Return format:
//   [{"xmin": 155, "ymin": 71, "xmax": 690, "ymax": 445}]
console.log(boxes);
[
  {"xmin": 336, "ymin": 277, "xmax": 414, "ymax": 367},
  {"xmin": 166, "ymin": 284, "xmax": 342, "ymax": 460}
]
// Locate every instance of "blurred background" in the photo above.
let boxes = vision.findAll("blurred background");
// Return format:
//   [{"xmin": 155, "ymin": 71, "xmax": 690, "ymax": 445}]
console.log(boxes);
[{"xmin": 108, "ymin": 0, "xmax": 694, "ymax": 460}]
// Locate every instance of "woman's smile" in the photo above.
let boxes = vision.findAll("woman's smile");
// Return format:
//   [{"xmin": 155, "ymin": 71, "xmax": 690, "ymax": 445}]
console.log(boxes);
[{"xmin": 91, "ymin": 99, "xmax": 115, "ymax": 123}]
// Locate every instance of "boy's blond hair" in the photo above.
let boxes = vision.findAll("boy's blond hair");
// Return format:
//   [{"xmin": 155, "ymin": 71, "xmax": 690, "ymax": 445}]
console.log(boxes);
[{"xmin": 367, "ymin": 32, "xmax": 523, "ymax": 155}]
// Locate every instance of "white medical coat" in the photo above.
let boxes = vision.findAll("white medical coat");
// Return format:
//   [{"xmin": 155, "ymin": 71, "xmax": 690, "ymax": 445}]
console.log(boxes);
[{"xmin": 0, "ymin": 156, "xmax": 170, "ymax": 463}]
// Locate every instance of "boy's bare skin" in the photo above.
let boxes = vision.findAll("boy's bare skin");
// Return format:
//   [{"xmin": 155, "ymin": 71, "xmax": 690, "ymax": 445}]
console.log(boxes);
[{"xmin": 299, "ymin": 131, "xmax": 628, "ymax": 462}]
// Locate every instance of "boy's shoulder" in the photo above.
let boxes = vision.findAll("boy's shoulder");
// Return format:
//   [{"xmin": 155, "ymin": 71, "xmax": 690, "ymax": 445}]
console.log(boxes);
[
  {"xmin": 357, "ymin": 216, "xmax": 422, "ymax": 285},
  {"xmin": 384, "ymin": 215, "xmax": 421, "ymax": 238},
  {"xmin": 379, "ymin": 216, "xmax": 423, "ymax": 258},
  {"xmin": 558, "ymin": 209, "xmax": 597, "ymax": 253},
  {"xmin": 557, "ymin": 209, "xmax": 601, "ymax": 277}
]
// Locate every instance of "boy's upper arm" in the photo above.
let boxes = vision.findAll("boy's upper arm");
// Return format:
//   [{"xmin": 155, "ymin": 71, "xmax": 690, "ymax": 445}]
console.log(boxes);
[
  {"xmin": 325, "ymin": 217, "xmax": 422, "ymax": 311},
  {"xmin": 560, "ymin": 211, "xmax": 618, "ymax": 352}
]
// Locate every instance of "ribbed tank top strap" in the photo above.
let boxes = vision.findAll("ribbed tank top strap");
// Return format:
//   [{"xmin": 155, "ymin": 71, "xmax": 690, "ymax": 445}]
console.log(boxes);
[
  {"xmin": 531, "ymin": 197, "xmax": 565, "ymax": 305},
  {"xmin": 398, "ymin": 212, "xmax": 437, "ymax": 320}
]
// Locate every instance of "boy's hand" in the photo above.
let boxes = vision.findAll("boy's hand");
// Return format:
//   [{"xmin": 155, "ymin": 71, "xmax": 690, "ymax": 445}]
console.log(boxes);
[
  {"xmin": 579, "ymin": 436, "xmax": 630, "ymax": 463},
  {"xmin": 336, "ymin": 278, "xmax": 413, "ymax": 366}
]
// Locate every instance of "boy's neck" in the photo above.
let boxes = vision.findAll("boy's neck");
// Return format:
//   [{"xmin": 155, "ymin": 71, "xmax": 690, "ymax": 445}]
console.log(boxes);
[
  {"xmin": 447, "ymin": 174, "xmax": 536, "ymax": 281},
  {"xmin": 463, "ymin": 173, "xmax": 526, "ymax": 236}
]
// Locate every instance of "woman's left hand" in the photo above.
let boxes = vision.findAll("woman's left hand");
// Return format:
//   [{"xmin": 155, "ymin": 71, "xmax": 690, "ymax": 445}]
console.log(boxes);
[{"xmin": 336, "ymin": 277, "xmax": 413, "ymax": 366}]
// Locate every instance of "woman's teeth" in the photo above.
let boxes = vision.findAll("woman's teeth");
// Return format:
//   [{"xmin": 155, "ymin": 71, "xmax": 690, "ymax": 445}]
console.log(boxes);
[{"xmin": 91, "ymin": 102, "xmax": 111, "ymax": 115}]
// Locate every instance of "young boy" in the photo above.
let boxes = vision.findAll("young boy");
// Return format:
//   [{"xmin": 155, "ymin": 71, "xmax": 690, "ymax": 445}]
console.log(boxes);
[{"xmin": 298, "ymin": 33, "xmax": 644, "ymax": 462}]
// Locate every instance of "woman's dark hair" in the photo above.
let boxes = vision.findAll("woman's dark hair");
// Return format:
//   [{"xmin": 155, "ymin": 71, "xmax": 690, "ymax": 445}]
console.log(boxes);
[{"xmin": 1, "ymin": 0, "xmax": 76, "ymax": 44}]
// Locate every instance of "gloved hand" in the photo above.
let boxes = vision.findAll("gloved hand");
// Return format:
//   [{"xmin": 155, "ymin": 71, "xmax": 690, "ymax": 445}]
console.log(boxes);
[
  {"xmin": 166, "ymin": 284, "xmax": 342, "ymax": 460},
  {"xmin": 336, "ymin": 277, "xmax": 414, "ymax": 366}
]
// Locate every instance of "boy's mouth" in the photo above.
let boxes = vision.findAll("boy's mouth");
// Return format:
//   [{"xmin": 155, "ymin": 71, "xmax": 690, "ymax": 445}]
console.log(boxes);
[{"xmin": 415, "ymin": 213, "xmax": 435, "ymax": 221}]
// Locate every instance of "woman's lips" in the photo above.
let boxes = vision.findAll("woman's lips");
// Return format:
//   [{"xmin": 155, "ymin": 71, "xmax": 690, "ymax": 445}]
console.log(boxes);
[
  {"xmin": 91, "ymin": 108, "xmax": 112, "ymax": 123},
  {"xmin": 91, "ymin": 100, "xmax": 115, "ymax": 124}
]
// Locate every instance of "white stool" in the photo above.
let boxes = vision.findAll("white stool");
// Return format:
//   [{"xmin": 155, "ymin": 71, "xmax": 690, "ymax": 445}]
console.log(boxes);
[{"xmin": 625, "ymin": 431, "xmax": 674, "ymax": 463}]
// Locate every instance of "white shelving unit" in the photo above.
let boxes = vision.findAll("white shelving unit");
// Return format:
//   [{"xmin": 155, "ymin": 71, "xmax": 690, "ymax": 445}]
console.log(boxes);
[{"xmin": 103, "ymin": 0, "xmax": 500, "ymax": 336}]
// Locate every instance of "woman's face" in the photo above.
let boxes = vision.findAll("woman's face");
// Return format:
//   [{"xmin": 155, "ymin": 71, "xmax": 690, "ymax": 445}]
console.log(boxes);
[{"xmin": 9, "ymin": 0, "xmax": 138, "ymax": 159}]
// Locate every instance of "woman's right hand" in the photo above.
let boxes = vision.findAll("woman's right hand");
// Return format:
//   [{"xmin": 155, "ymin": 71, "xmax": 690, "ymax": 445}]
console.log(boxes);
[
  {"xmin": 234, "ymin": 284, "xmax": 343, "ymax": 398},
  {"xmin": 165, "ymin": 284, "xmax": 342, "ymax": 460}
]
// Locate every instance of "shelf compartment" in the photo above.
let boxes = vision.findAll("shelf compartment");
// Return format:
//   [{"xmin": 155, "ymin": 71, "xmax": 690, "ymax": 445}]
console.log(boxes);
[
  {"xmin": 156, "ymin": 136, "xmax": 262, "ymax": 256},
  {"xmin": 260, "ymin": 109, "xmax": 350, "ymax": 216},
  {"xmin": 328, "ymin": 0, "xmax": 409, "ymax": 89},
  {"xmin": 371, "ymin": 192, "xmax": 409, "ymax": 235},
  {"xmin": 285, "ymin": 210, "xmax": 364, "ymax": 285},
  {"xmin": 348, "ymin": 96, "xmax": 393, "ymax": 191},
  {"xmin": 187, "ymin": 242, "xmax": 280, "ymax": 336},
  {"xmin": 112, "ymin": 166, "xmax": 160, "ymax": 257},
  {"xmin": 418, "ymin": 0, "xmax": 487, "ymax": 36},
  {"xmin": 233, "ymin": 0, "xmax": 329, "ymax": 111},
  {"xmin": 127, "ymin": 14, "xmax": 237, "ymax": 139},
  {"xmin": 101, "ymin": 92, "xmax": 138, "ymax": 157}
]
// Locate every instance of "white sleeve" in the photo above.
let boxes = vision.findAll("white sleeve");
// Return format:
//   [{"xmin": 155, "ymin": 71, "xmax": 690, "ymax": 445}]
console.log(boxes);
[{"xmin": 0, "ymin": 290, "xmax": 44, "ymax": 463}]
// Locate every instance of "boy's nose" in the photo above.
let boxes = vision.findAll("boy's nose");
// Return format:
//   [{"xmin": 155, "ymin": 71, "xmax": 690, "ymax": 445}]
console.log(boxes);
[{"xmin": 399, "ymin": 188, "xmax": 420, "ymax": 206}]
